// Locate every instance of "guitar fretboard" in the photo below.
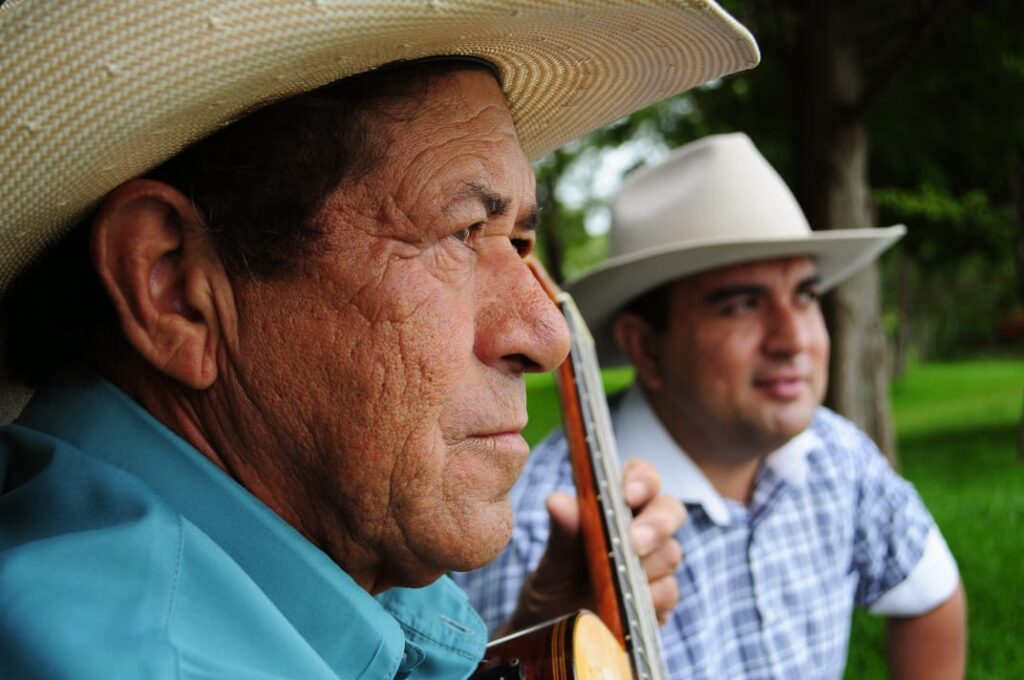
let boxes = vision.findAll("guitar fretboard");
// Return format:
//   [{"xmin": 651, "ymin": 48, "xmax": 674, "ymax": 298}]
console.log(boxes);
[{"xmin": 558, "ymin": 293, "xmax": 668, "ymax": 680}]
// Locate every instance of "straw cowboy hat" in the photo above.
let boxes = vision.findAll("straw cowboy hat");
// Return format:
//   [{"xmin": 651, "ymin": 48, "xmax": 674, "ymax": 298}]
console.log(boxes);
[
  {"xmin": 0, "ymin": 0, "xmax": 759, "ymax": 421},
  {"xmin": 566, "ymin": 132, "xmax": 906, "ymax": 365}
]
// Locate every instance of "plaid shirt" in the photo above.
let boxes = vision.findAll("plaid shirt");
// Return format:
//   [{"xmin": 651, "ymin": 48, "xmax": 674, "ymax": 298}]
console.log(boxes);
[{"xmin": 454, "ymin": 385, "xmax": 958, "ymax": 679}]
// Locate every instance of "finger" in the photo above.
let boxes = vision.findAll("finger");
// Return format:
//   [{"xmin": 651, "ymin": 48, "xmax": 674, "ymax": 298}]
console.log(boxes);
[
  {"xmin": 648, "ymin": 573, "xmax": 680, "ymax": 625},
  {"xmin": 621, "ymin": 458, "xmax": 661, "ymax": 508},
  {"xmin": 534, "ymin": 491, "xmax": 582, "ymax": 567},
  {"xmin": 545, "ymin": 491, "xmax": 580, "ymax": 542},
  {"xmin": 639, "ymin": 537, "xmax": 683, "ymax": 582},
  {"xmin": 630, "ymin": 494, "xmax": 686, "ymax": 557},
  {"xmin": 507, "ymin": 491, "xmax": 589, "ymax": 631}
]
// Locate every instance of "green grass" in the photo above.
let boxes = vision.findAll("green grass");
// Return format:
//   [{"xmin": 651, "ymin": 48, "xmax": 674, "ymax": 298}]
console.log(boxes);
[
  {"xmin": 525, "ymin": 358, "xmax": 1024, "ymax": 678},
  {"xmin": 845, "ymin": 359, "xmax": 1024, "ymax": 679},
  {"xmin": 522, "ymin": 367, "xmax": 634, "ymax": 446}
]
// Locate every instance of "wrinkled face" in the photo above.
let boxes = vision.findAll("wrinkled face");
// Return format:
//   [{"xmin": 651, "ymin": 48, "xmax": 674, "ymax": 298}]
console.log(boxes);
[
  {"xmin": 228, "ymin": 70, "xmax": 569, "ymax": 590},
  {"xmin": 654, "ymin": 257, "xmax": 829, "ymax": 460}
]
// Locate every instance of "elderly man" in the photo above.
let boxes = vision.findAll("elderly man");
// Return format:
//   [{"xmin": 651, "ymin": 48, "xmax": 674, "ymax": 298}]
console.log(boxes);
[
  {"xmin": 0, "ymin": 2, "xmax": 759, "ymax": 678},
  {"xmin": 456, "ymin": 133, "xmax": 967, "ymax": 678}
]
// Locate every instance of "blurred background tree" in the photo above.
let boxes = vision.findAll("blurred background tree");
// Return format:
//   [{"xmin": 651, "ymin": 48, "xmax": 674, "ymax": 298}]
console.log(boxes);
[{"xmin": 532, "ymin": 0, "xmax": 1024, "ymax": 464}]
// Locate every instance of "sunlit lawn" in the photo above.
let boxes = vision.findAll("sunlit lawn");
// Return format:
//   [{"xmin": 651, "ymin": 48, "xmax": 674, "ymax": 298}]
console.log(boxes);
[
  {"xmin": 524, "ymin": 358, "xmax": 1024, "ymax": 678},
  {"xmin": 845, "ymin": 358, "xmax": 1024, "ymax": 679}
]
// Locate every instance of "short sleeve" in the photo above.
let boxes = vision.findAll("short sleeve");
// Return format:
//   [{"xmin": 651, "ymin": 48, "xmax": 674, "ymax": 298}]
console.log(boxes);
[
  {"xmin": 843, "ymin": 421, "xmax": 958, "ymax": 614},
  {"xmin": 868, "ymin": 527, "xmax": 959, "ymax": 616}
]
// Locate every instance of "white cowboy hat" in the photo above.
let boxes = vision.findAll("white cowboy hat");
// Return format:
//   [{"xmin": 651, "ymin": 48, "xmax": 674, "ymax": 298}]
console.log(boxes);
[
  {"xmin": 0, "ymin": 0, "xmax": 758, "ymax": 422},
  {"xmin": 0, "ymin": 0, "xmax": 758, "ymax": 297},
  {"xmin": 566, "ymin": 132, "xmax": 906, "ymax": 365}
]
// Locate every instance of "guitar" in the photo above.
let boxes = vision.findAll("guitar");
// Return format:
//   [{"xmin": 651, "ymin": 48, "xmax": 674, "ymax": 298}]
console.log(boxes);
[{"xmin": 472, "ymin": 259, "xmax": 668, "ymax": 680}]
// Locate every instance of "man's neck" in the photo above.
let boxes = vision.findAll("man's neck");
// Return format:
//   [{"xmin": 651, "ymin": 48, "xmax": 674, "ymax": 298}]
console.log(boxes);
[
  {"xmin": 102, "ymin": 361, "xmax": 401, "ymax": 595},
  {"xmin": 645, "ymin": 391, "xmax": 774, "ymax": 505}
]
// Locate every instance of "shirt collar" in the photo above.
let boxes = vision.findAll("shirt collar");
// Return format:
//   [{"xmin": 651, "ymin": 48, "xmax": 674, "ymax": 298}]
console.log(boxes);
[
  {"xmin": 613, "ymin": 384, "xmax": 821, "ymax": 526},
  {"xmin": 16, "ymin": 374, "xmax": 485, "ymax": 676},
  {"xmin": 765, "ymin": 427, "xmax": 820, "ymax": 487}
]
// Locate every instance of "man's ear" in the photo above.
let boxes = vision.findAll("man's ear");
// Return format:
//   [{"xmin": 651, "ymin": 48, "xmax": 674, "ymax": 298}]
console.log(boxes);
[
  {"xmin": 91, "ymin": 179, "xmax": 227, "ymax": 389},
  {"xmin": 614, "ymin": 313, "xmax": 665, "ymax": 392}
]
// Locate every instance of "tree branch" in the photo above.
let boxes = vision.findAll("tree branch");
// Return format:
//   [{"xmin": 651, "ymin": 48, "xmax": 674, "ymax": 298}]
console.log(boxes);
[{"xmin": 850, "ymin": 0, "xmax": 962, "ymax": 118}]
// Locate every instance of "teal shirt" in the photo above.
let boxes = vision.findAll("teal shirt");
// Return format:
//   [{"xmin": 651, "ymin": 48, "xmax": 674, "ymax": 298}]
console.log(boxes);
[{"xmin": 0, "ymin": 376, "xmax": 487, "ymax": 678}]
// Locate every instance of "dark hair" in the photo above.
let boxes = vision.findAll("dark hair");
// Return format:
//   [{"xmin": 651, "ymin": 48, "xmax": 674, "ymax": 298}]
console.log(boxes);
[
  {"xmin": 153, "ymin": 58, "xmax": 495, "ymax": 277},
  {"xmin": 4, "ymin": 59, "xmax": 496, "ymax": 386},
  {"xmin": 621, "ymin": 280, "xmax": 674, "ymax": 334}
]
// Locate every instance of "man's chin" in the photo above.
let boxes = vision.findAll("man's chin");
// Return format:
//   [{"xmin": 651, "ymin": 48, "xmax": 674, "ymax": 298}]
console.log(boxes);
[
  {"xmin": 448, "ymin": 510, "xmax": 515, "ymax": 572},
  {"xmin": 764, "ymin": 404, "xmax": 816, "ymax": 444}
]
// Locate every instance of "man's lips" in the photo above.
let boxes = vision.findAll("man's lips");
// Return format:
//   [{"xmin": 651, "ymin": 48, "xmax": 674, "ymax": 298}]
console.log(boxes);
[
  {"xmin": 466, "ymin": 431, "xmax": 530, "ymax": 457},
  {"xmin": 753, "ymin": 373, "xmax": 806, "ymax": 400}
]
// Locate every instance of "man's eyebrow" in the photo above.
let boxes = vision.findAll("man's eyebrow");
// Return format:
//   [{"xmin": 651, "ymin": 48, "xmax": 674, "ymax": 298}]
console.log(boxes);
[
  {"xmin": 704, "ymin": 274, "xmax": 823, "ymax": 304},
  {"xmin": 460, "ymin": 182, "xmax": 538, "ymax": 232},
  {"xmin": 703, "ymin": 284, "xmax": 766, "ymax": 305},
  {"xmin": 464, "ymin": 182, "xmax": 510, "ymax": 218},
  {"xmin": 797, "ymin": 274, "xmax": 822, "ymax": 290}
]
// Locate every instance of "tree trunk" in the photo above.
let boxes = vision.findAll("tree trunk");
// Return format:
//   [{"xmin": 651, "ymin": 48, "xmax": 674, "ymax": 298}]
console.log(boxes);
[
  {"xmin": 1012, "ymin": 144, "xmax": 1024, "ymax": 306},
  {"xmin": 790, "ymin": 0, "xmax": 899, "ymax": 465}
]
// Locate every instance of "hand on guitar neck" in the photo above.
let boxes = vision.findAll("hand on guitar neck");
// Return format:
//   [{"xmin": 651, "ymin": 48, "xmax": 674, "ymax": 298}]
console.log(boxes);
[{"xmin": 499, "ymin": 460, "xmax": 685, "ymax": 638}]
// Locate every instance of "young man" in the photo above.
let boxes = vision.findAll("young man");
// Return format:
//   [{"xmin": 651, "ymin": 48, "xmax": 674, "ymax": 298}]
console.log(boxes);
[
  {"xmin": 0, "ymin": 3, "xmax": 758, "ymax": 677},
  {"xmin": 456, "ymin": 133, "xmax": 967, "ymax": 679}
]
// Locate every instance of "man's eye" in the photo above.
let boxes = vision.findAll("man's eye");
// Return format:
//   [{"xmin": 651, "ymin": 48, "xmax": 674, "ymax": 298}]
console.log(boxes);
[
  {"xmin": 451, "ymin": 223, "xmax": 483, "ymax": 245},
  {"xmin": 797, "ymin": 288, "xmax": 821, "ymax": 306},
  {"xmin": 721, "ymin": 295, "xmax": 758, "ymax": 316}
]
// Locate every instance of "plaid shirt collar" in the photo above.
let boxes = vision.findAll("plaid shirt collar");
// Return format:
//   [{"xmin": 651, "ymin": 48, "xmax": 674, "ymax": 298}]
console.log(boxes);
[{"xmin": 614, "ymin": 384, "xmax": 821, "ymax": 526}]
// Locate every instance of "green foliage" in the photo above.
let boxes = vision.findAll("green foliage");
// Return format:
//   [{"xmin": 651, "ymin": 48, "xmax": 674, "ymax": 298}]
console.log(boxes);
[
  {"xmin": 868, "ymin": 2, "xmax": 1024, "ymax": 195},
  {"xmin": 876, "ymin": 185, "xmax": 1019, "ymax": 357},
  {"xmin": 876, "ymin": 186, "xmax": 1010, "ymax": 252},
  {"xmin": 533, "ymin": 0, "xmax": 1024, "ymax": 357},
  {"xmin": 845, "ymin": 359, "xmax": 1024, "ymax": 678}
]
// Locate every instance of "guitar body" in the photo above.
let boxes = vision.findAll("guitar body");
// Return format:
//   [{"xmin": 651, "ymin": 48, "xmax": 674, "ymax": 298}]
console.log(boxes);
[{"xmin": 472, "ymin": 610, "xmax": 632, "ymax": 680}]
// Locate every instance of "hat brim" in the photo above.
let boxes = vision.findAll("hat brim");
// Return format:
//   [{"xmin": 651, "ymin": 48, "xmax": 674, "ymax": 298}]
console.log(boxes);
[
  {"xmin": 0, "ymin": 0, "xmax": 758, "ymax": 295},
  {"xmin": 566, "ymin": 225, "xmax": 906, "ymax": 365}
]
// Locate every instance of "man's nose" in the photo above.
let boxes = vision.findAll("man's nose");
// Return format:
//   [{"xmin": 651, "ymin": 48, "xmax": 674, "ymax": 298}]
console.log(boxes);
[
  {"xmin": 762, "ymin": 302, "xmax": 809, "ymax": 357},
  {"xmin": 474, "ymin": 252, "xmax": 571, "ymax": 374}
]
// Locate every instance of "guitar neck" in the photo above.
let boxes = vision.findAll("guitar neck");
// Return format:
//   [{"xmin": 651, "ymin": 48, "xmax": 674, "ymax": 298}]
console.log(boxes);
[{"xmin": 554, "ymin": 293, "xmax": 668, "ymax": 680}]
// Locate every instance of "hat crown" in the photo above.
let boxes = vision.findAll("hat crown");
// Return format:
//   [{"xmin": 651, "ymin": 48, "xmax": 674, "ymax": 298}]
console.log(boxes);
[{"xmin": 610, "ymin": 133, "xmax": 810, "ymax": 259}]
